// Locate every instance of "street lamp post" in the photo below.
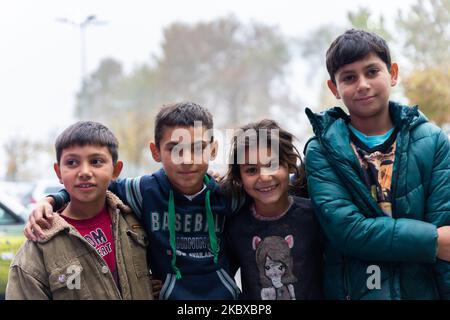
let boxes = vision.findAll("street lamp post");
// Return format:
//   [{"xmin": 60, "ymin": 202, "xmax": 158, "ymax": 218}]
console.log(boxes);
[{"xmin": 56, "ymin": 15, "xmax": 107, "ymax": 85}]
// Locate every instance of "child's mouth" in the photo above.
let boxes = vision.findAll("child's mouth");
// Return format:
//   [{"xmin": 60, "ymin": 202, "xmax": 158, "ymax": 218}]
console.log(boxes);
[
  {"xmin": 179, "ymin": 171, "xmax": 197, "ymax": 176},
  {"xmin": 355, "ymin": 95, "xmax": 375, "ymax": 103},
  {"xmin": 255, "ymin": 184, "xmax": 279, "ymax": 193},
  {"xmin": 76, "ymin": 183, "xmax": 96, "ymax": 190}
]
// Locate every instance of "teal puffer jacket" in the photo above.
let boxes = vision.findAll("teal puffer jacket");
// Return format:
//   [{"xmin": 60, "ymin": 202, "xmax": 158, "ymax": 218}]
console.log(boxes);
[{"xmin": 304, "ymin": 101, "xmax": 450, "ymax": 300}]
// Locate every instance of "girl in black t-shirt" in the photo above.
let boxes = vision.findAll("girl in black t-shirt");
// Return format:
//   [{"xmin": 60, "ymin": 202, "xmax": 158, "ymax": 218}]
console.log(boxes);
[{"xmin": 221, "ymin": 119, "xmax": 324, "ymax": 300}]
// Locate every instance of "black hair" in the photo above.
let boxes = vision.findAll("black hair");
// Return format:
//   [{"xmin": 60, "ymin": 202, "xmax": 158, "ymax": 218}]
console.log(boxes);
[
  {"xmin": 326, "ymin": 28, "xmax": 391, "ymax": 83},
  {"xmin": 154, "ymin": 101, "xmax": 214, "ymax": 149},
  {"xmin": 55, "ymin": 121, "xmax": 119, "ymax": 164}
]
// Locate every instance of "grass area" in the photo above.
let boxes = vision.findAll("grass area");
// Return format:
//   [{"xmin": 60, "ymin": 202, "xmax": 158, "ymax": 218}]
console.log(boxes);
[{"xmin": 0, "ymin": 236, "xmax": 26, "ymax": 297}]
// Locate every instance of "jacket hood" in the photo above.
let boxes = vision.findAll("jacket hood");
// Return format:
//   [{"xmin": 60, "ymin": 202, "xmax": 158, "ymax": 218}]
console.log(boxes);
[
  {"xmin": 38, "ymin": 190, "xmax": 132, "ymax": 243},
  {"xmin": 305, "ymin": 101, "xmax": 428, "ymax": 142}
]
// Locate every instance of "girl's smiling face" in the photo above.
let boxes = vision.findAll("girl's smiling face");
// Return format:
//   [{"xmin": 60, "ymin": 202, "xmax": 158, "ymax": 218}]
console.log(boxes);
[{"xmin": 239, "ymin": 146, "xmax": 290, "ymax": 216}]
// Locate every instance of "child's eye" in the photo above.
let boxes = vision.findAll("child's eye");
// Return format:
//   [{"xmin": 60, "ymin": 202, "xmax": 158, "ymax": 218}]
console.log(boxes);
[
  {"xmin": 342, "ymin": 75, "xmax": 355, "ymax": 83},
  {"xmin": 269, "ymin": 161, "xmax": 279, "ymax": 168},
  {"xmin": 91, "ymin": 159, "xmax": 105, "ymax": 166},
  {"xmin": 244, "ymin": 167, "xmax": 258, "ymax": 175},
  {"xmin": 65, "ymin": 159, "xmax": 78, "ymax": 166},
  {"xmin": 367, "ymin": 68, "xmax": 380, "ymax": 77}
]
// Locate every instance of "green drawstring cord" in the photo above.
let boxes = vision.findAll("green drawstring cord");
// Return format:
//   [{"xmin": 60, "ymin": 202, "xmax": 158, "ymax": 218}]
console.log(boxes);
[
  {"xmin": 168, "ymin": 190, "xmax": 182, "ymax": 279},
  {"xmin": 168, "ymin": 175, "xmax": 219, "ymax": 279},
  {"xmin": 203, "ymin": 176, "xmax": 219, "ymax": 264}
]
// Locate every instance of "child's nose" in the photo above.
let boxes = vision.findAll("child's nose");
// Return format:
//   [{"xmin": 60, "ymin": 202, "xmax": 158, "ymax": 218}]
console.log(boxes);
[
  {"xmin": 259, "ymin": 174, "xmax": 273, "ymax": 182},
  {"xmin": 78, "ymin": 163, "xmax": 93, "ymax": 178},
  {"xmin": 357, "ymin": 77, "xmax": 370, "ymax": 91},
  {"xmin": 182, "ymin": 150, "xmax": 194, "ymax": 165}
]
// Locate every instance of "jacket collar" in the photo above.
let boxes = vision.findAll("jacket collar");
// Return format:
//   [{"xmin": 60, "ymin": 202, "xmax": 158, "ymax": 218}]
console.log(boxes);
[
  {"xmin": 38, "ymin": 191, "xmax": 131, "ymax": 243},
  {"xmin": 305, "ymin": 101, "xmax": 427, "ymax": 140}
]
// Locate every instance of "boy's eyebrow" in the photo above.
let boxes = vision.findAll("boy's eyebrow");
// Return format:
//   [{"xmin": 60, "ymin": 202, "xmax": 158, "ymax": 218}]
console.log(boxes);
[
  {"xmin": 364, "ymin": 63, "xmax": 382, "ymax": 69},
  {"xmin": 61, "ymin": 153, "xmax": 81, "ymax": 158},
  {"xmin": 339, "ymin": 62, "xmax": 383, "ymax": 75},
  {"xmin": 88, "ymin": 153, "xmax": 109, "ymax": 158},
  {"xmin": 165, "ymin": 140, "xmax": 209, "ymax": 147},
  {"xmin": 62, "ymin": 152, "xmax": 108, "ymax": 158},
  {"xmin": 164, "ymin": 141, "xmax": 179, "ymax": 148}
]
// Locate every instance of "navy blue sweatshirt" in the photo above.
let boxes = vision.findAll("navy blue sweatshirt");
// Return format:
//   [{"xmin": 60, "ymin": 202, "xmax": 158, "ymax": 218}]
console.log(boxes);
[{"xmin": 51, "ymin": 168, "xmax": 240, "ymax": 300}]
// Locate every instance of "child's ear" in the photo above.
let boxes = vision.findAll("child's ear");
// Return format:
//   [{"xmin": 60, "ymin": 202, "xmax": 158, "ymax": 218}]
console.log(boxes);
[
  {"xmin": 210, "ymin": 140, "xmax": 218, "ymax": 161},
  {"xmin": 112, "ymin": 160, "xmax": 123, "ymax": 180},
  {"xmin": 150, "ymin": 142, "xmax": 161, "ymax": 162},
  {"xmin": 327, "ymin": 79, "xmax": 341, "ymax": 99},
  {"xmin": 53, "ymin": 163, "xmax": 63, "ymax": 184},
  {"xmin": 390, "ymin": 63, "xmax": 399, "ymax": 87}
]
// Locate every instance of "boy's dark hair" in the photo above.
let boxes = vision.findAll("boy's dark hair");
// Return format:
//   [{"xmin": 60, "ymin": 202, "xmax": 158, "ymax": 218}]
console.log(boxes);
[
  {"xmin": 222, "ymin": 119, "xmax": 308, "ymax": 199},
  {"xmin": 154, "ymin": 101, "xmax": 214, "ymax": 149},
  {"xmin": 326, "ymin": 28, "xmax": 391, "ymax": 83},
  {"xmin": 55, "ymin": 121, "xmax": 119, "ymax": 164}
]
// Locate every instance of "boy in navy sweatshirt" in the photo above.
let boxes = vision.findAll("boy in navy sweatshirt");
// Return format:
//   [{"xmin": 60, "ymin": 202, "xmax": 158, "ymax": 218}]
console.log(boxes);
[{"xmin": 24, "ymin": 102, "xmax": 241, "ymax": 300}]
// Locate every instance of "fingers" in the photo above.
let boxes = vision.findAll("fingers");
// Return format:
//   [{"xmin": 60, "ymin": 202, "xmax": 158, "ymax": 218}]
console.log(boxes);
[
  {"xmin": 29, "ymin": 214, "xmax": 46, "ymax": 240},
  {"xmin": 151, "ymin": 278, "xmax": 162, "ymax": 299},
  {"xmin": 32, "ymin": 203, "xmax": 53, "ymax": 230},
  {"xmin": 43, "ymin": 203, "xmax": 54, "ymax": 220},
  {"xmin": 152, "ymin": 279, "xmax": 162, "ymax": 290},
  {"xmin": 23, "ymin": 221, "xmax": 37, "ymax": 242}
]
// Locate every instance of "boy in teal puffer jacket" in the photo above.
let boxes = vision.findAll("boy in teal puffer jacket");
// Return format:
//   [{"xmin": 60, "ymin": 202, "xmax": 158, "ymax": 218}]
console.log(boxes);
[{"xmin": 304, "ymin": 28, "xmax": 450, "ymax": 300}]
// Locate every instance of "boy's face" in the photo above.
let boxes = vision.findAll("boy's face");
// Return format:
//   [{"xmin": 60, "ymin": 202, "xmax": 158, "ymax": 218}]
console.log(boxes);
[
  {"xmin": 327, "ymin": 53, "xmax": 398, "ymax": 120},
  {"xmin": 150, "ymin": 125, "xmax": 217, "ymax": 195},
  {"xmin": 54, "ymin": 145, "xmax": 123, "ymax": 205}
]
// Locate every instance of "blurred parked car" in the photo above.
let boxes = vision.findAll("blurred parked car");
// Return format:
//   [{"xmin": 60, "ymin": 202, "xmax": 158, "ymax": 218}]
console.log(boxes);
[
  {"xmin": 0, "ymin": 191, "xmax": 28, "ymax": 299},
  {"xmin": 0, "ymin": 181, "xmax": 34, "ymax": 206},
  {"xmin": 21, "ymin": 179, "xmax": 62, "ymax": 209}
]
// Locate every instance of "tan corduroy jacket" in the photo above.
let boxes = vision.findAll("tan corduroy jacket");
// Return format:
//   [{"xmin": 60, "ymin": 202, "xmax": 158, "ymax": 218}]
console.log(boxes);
[{"xmin": 6, "ymin": 191, "xmax": 154, "ymax": 300}]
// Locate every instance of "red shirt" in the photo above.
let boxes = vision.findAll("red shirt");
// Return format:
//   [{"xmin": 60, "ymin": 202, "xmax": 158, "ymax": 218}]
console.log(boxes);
[{"xmin": 62, "ymin": 206, "xmax": 118, "ymax": 283}]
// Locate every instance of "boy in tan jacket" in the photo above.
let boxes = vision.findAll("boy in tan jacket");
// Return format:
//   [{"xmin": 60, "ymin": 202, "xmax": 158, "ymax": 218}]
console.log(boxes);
[{"xmin": 6, "ymin": 121, "xmax": 154, "ymax": 299}]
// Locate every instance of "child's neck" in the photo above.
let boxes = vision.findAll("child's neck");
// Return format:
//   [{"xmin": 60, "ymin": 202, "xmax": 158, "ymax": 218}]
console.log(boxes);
[
  {"xmin": 175, "ymin": 180, "xmax": 205, "ymax": 196},
  {"xmin": 62, "ymin": 196, "xmax": 106, "ymax": 220},
  {"xmin": 350, "ymin": 106, "xmax": 394, "ymax": 136},
  {"xmin": 253, "ymin": 194, "xmax": 292, "ymax": 219}
]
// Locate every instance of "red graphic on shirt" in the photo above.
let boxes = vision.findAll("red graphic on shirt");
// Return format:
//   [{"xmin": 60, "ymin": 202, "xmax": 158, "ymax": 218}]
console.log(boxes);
[{"xmin": 62, "ymin": 207, "xmax": 117, "ymax": 280}]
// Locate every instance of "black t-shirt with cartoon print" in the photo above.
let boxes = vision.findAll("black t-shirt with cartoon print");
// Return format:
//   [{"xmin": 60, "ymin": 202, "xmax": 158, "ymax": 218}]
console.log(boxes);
[{"xmin": 225, "ymin": 196, "xmax": 324, "ymax": 300}]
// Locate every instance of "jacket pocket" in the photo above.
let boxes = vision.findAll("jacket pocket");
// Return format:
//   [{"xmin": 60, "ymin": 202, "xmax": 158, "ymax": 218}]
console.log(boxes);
[
  {"xmin": 160, "ymin": 268, "xmax": 241, "ymax": 300},
  {"xmin": 48, "ymin": 259, "xmax": 92, "ymax": 300},
  {"xmin": 126, "ymin": 229, "xmax": 150, "ymax": 278}
]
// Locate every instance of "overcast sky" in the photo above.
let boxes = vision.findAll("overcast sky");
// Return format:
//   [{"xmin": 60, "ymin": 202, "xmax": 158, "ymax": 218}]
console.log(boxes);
[{"xmin": 0, "ymin": 0, "xmax": 416, "ymax": 179}]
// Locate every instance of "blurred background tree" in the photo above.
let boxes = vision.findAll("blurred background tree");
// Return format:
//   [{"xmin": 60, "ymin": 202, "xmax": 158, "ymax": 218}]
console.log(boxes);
[
  {"xmin": 75, "ymin": 15, "xmax": 303, "ymax": 174},
  {"xmin": 3, "ymin": 137, "xmax": 50, "ymax": 181},
  {"xmin": 154, "ymin": 15, "xmax": 298, "ymax": 127},
  {"xmin": 72, "ymin": 2, "xmax": 450, "ymax": 175},
  {"xmin": 402, "ymin": 68, "xmax": 450, "ymax": 125},
  {"xmin": 397, "ymin": 0, "xmax": 450, "ymax": 125}
]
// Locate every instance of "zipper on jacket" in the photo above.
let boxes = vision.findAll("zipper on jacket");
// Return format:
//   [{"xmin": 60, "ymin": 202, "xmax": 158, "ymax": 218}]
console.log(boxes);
[
  {"xmin": 343, "ymin": 257, "xmax": 352, "ymax": 300},
  {"xmin": 390, "ymin": 130, "xmax": 403, "ymax": 219}
]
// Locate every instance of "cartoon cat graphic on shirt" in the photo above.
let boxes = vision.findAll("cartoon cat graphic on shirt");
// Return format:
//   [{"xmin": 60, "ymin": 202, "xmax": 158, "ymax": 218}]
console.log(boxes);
[{"xmin": 253, "ymin": 235, "xmax": 297, "ymax": 300}]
